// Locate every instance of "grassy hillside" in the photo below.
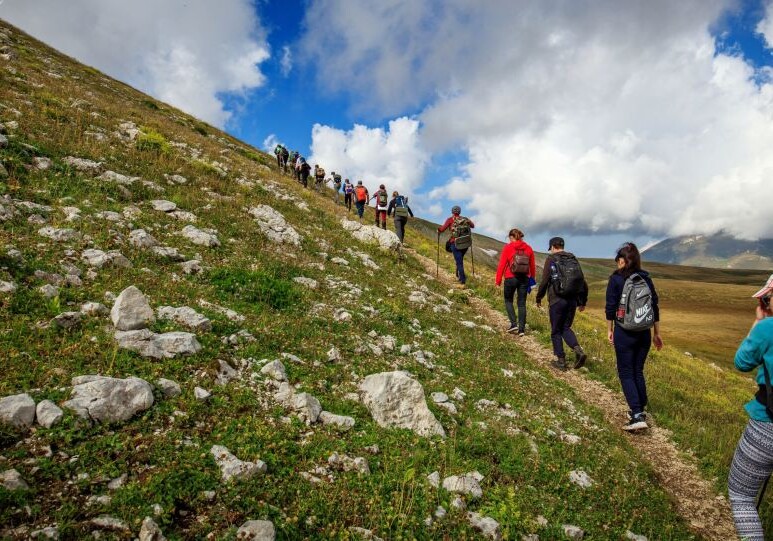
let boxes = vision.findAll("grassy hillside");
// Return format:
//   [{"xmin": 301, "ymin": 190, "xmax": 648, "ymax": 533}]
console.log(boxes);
[
  {"xmin": 0, "ymin": 20, "xmax": 707, "ymax": 540},
  {"xmin": 407, "ymin": 222, "xmax": 773, "ymax": 532},
  {"xmin": 643, "ymin": 234, "xmax": 773, "ymax": 270}
]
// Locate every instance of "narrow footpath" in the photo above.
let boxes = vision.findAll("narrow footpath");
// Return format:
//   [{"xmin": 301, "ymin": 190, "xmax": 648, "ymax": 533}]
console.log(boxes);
[{"xmin": 407, "ymin": 248, "xmax": 737, "ymax": 540}]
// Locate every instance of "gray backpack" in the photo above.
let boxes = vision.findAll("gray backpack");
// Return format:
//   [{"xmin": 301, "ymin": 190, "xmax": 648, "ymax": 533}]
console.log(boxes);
[{"xmin": 617, "ymin": 273, "xmax": 655, "ymax": 331}]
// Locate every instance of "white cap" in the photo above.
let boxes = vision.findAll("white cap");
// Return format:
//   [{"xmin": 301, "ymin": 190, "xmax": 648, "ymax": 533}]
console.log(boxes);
[{"xmin": 752, "ymin": 274, "xmax": 773, "ymax": 298}]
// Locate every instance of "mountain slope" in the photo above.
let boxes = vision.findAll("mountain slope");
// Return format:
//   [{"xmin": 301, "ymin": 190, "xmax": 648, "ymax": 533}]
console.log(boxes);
[
  {"xmin": 0, "ymin": 19, "xmax": 701, "ymax": 540},
  {"xmin": 643, "ymin": 233, "xmax": 773, "ymax": 269}
]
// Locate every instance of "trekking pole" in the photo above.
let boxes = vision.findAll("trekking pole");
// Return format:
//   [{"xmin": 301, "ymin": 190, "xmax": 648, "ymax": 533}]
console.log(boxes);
[
  {"xmin": 470, "ymin": 238, "xmax": 475, "ymax": 277},
  {"xmin": 436, "ymin": 232, "xmax": 440, "ymax": 278}
]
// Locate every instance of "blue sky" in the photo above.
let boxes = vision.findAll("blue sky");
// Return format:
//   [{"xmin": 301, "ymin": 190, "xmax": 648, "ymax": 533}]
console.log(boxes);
[{"xmin": 5, "ymin": 0, "xmax": 773, "ymax": 257}]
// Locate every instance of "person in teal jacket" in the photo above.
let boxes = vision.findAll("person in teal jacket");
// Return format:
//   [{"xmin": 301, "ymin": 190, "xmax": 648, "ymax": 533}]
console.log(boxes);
[{"xmin": 728, "ymin": 274, "xmax": 773, "ymax": 541}]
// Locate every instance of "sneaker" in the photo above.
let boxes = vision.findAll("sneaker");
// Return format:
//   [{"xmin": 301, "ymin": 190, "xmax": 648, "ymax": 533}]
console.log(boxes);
[
  {"xmin": 551, "ymin": 357, "xmax": 568, "ymax": 372},
  {"xmin": 622, "ymin": 413, "xmax": 648, "ymax": 431},
  {"xmin": 573, "ymin": 346, "xmax": 588, "ymax": 369},
  {"xmin": 518, "ymin": 331, "xmax": 525, "ymax": 337},
  {"xmin": 506, "ymin": 324, "xmax": 518, "ymax": 333}
]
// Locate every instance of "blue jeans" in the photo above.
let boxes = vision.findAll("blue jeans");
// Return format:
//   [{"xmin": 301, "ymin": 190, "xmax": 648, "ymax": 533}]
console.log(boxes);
[
  {"xmin": 614, "ymin": 326, "xmax": 651, "ymax": 414},
  {"xmin": 451, "ymin": 244, "xmax": 468, "ymax": 283},
  {"xmin": 503, "ymin": 276, "xmax": 528, "ymax": 331},
  {"xmin": 355, "ymin": 200, "xmax": 366, "ymax": 218}
]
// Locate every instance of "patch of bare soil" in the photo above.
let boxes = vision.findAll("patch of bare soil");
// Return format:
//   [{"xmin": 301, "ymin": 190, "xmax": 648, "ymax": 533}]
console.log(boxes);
[{"xmin": 408, "ymin": 249, "xmax": 737, "ymax": 540}]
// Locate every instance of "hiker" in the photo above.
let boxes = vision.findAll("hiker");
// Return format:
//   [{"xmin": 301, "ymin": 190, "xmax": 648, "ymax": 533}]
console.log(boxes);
[
  {"xmin": 387, "ymin": 191, "xmax": 413, "ymax": 243},
  {"xmin": 274, "ymin": 144, "xmax": 284, "ymax": 169},
  {"xmin": 353, "ymin": 181, "xmax": 369, "ymax": 220},
  {"xmin": 281, "ymin": 146, "xmax": 289, "ymax": 173},
  {"xmin": 728, "ymin": 274, "xmax": 773, "ymax": 541},
  {"xmin": 371, "ymin": 184, "xmax": 389, "ymax": 229},
  {"xmin": 300, "ymin": 158, "xmax": 311, "ymax": 188},
  {"xmin": 495, "ymin": 228, "xmax": 536, "ymax": 335},
  {"xmin": 294, "ymin": 154, "xmax": 303, "ymax": 183},
  {"xmin": 332, "ymin": 172, "xmax": 342, "ymax": 205},
  {"xmin": 605, "ymin": 242, "xmax": 662, "ymax": 431},
  {"xmin": 314, "ymin": 164, "xmax": 326, "ymax": 192},
  {"xmin": 437, "ymin": 206, "xmax": 474, "ymax": 287},
  {"xmin": 536, "ymin": 237, "xmax": 588, "ymax": 369},
  {"xmin": 343, "ymin": 178, "xmax": 354, "ymax": 212}
]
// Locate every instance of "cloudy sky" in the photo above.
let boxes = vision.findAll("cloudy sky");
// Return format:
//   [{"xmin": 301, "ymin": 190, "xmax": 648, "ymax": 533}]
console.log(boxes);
[{"xmin": 3, "ymin": 0, "xmax": 773, "ymax": 255}]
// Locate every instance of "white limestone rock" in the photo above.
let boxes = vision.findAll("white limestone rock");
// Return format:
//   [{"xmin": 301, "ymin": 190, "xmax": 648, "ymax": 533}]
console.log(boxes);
[
  {"xmin": 151, "ymin": 200, "xmax": 177, "ymax": 212},
  {"xmin": 210, "ymin": 445, "xmax": 266, "ymax": 482},
  {"xmin": 38, "ymin": 226, "xmax": 79, "ymax": 242},
  {"xmin": 139, "ymin": 516, "xmax": 166, "ymax": 541},
  {"xmin": 359, "ymin": 371, "xmax": 445, "ymax": 438},
  {"xmin": 194, "ymin": 387, "xmax": 211, "ymax": 401},
  {"xmin": 563, "ymin": 525, "xmax": 584, "ymax": 540},
  {"xmin": 180, "ymin": 260, "xmax": 202, "ymax": 275},
  {"xmin": 39, "ymin": 284, "xmax": 59, "ymax": 299},
  {"xmin": 81, "ymin": 248, "xmax": 131, "ymax": 269},
  {"xmin": 151, "ymin": 246, "xmax": 186, "ymax": 261},
  {"xmin": 0, "ymin": 280, "xmax": 17, "ymax": 294},
  {"xmin": 568, "ymin": 470, "xmax": 594, "ymax": 489},
  {"xmin": 319, "ymin": 411, "xmax": 355, "ymax": 430},
  {"xmin": 1, "ymin": 468, "xmax": 29, "ymax": 490},
  {"xmin": 63, "ymin": 156, "xmax": 102, "ymax": 172},
  {"xmin": 442, "ymin": 472, "xmax": 484, "ymax": 499},
  {"xmin": 155, "ymin": 378, "xmax": 181, "ymax": 398},
  {"xmin": 51, "ymin": 311, "xmax": 82, "ymax": 330},
  {"xmin": 111, "ymin": 285, "xmax": 154, "ymax": 330},
  {"xmin": 235, "ymin": 520, "xmax": 275, "ymax": 541},
  {"xmin": 341, "ymin": 219, "xmax": 401, "ymax": 251},
  {"xmin": 248, "ymin": 205, "xmax": 301, "ymax": 246},
  {"xmin": 293, "ymin": 276, "xmax": 318, "ymax": 289},
  {"xmin": 468, "ymin": 512, "xmax": 501, "ymax": 540},
  {"xmin": 128, "ymin": 229, "xmax": 158, "ymax": 248},
  {"xmin": 156, "ymin": 305, "xmax": 211, "ymax": 332},
  {"xmin": 115, "ymin": 329, "xmax": 202, "ymax": 359},
  {"xmin": 36, "ymin": 400, "xmax": 63, "ymax": 428},
  {"xmin": 63, "ymin": 376, "xmax": 153, "ymax": 423},
  {"xmin": 181, "ymin": 225, "xmax": 220, "ymax": 247},
  {"xmin": 80, "ymin": 302, "xmax": 109, "ymax": 316},
  {"xmin": 260, "ymin": 360, "xmax": 288, "ymax": 382},
  {"xmin": 0, "ymin": 393, "xmax": 35, "ymax": 428}
]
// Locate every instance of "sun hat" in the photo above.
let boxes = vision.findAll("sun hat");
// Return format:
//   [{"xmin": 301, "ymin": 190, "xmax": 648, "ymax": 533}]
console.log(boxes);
[{"xmin": 752, "ymin": 274, "xmax": 773, "ymax": 298}]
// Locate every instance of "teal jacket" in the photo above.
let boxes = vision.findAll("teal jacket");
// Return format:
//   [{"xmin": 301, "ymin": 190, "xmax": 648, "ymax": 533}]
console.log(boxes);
[{"xmin": 736, "ymin": 317, "xmax": 773, "ymax": 422}]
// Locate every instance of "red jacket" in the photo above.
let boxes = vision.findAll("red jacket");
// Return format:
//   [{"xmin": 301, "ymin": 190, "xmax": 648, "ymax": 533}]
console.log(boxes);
[
  {"xmin": 495, "ymin": 240, "xmax": 536, "ymax": 285},
  {"xmin": 438, "ymin": 215, "xmax": 475, "ymax": 242}
]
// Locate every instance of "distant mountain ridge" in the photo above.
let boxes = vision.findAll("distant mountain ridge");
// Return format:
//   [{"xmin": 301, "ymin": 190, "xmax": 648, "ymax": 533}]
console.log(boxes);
[{"xmin": 643, "ymin": 233, "xmax": 773, "ymax": 270}]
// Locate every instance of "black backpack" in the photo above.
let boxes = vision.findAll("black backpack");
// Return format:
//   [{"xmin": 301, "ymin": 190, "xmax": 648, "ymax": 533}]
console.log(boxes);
[{"xmin": 551, "ymin": 253, "xmax": 584, "ymax": 297}]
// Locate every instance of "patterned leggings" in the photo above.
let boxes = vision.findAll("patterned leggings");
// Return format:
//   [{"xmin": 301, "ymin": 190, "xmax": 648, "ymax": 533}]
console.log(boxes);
[{"xmin": 729, "ymin": 419, "xmax": 773, "ymax": 540}]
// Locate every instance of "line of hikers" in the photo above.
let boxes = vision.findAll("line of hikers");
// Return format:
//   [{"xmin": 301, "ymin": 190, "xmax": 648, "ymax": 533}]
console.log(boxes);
[{"xmin": 273, "ymin": 143, "xmax": 414, "ymax": 243}]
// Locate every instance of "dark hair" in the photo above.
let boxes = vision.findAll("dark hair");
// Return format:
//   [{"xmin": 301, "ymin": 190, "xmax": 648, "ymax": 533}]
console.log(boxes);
[
  {"xmin": 615, "ymin": 242, "xmax": 641, "ymax": 277},
  {"xmin": 549, "ymin": 236, "xmax": 564, "ymax": 249},
  {"xmin": 508, "ymin": 228, "xmax": 524, "ymax": 241}
]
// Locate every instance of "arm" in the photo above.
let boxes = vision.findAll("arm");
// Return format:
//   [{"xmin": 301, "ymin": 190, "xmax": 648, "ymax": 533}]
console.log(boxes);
[
  {"xmin": 437, "ymin": 217, "xmax": 453, "ymax": 233},
  {"xmin": 529, "ymin": 248, "xmax": 536, "ymax": 279},
  {"xmin": 578, "ymin": 279, "xmax": 589, "ymax": 308},
  {"xmin": 605, "ymin": 276, "xmax": 620, "ymax": 344},
  {"xmin": 735, "ymin": 321, "xmax": 769, "ymax": 372},
  {"xmin": 387, "ymin": 199, "xmax": 395, "ymax": 216},
  {"xmin": 495, "ymin": 244, "xmax": 511, "ymax": 286},
  {"xmin": 535, "ymin": 258, "xmax": 552, "ymax": 305}
]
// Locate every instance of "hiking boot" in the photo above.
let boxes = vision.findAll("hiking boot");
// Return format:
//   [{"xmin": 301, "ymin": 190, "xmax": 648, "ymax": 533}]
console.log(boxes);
[
  {"xmin": 551, "ymin": 356, "xmax": 568, "ymax": 372},
  {"xmin": 506, "ymin": 324, "xmax": 518, "ymax": 333},
  {"xmin": 573, "ymin": 346, "xmax": 588, "ymax": 369},
  {"xmin": 622, "ymin": 413, "xmax": 648, "ymax": 432}
]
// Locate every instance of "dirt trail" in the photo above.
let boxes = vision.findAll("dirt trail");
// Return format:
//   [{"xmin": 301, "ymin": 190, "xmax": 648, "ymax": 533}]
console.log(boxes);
[{"xmin": 408, "ymin": 249, "xmax": 737, "ymax": 540}]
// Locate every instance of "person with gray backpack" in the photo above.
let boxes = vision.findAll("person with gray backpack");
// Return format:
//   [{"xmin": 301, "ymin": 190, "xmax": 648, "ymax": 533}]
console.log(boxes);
[
  {"xmin": 605, "ymin": 242, "xmax": 663, "ymax": 431},
  {"xmin": 437, "ymin": 206, "xmax": 474, "ymax": 287},
  {"xmin": 536, "ymin": 237, "xmax": 588, "ymax": 371},
  {"xmin": 387, "ymin": 191, "xmax": 413, "ymax": 243}
]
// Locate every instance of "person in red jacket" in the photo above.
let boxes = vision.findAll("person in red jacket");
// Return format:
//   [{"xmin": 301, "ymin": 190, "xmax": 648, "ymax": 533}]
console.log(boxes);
[{"xmin": 495, "ymin": 228, "xmax": 536, "ymax": 335}]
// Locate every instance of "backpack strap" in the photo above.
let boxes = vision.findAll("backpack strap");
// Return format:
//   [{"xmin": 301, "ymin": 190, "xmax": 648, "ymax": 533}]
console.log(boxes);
[{"xmin": 755, "ymin": 362, "xmax": 773, "ymax": 420}]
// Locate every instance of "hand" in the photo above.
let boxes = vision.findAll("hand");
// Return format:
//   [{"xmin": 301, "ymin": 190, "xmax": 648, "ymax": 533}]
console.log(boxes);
[
  {"xmin": 535, "ymin": 301, "xmax": 542, "ymax": 308},
  {"xmin": 653, "ymin": 334, "xmax": 664, "ymax": 351},
  {"xmin": 608, "ymin": 329, "xmax": 614, "ymax": 345},
  {"xmin": 578, "ymin": 305, "xmax": 586, "ymax": 312}
]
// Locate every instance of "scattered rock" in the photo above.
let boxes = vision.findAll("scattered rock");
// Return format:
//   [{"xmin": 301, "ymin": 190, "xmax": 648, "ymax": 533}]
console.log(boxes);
[
  {"xmin": 328, "ymin": 452, "xmax": 370, "ymax": 474},
  {"xmin": 468, "ymin": 512, "xmax": 501, "ymax": 540},
  {"xmin": 216, "ymin": 359, "xmax": 240, "ymax": 386},
  {"xmin": 1, "ymin": 468, "xmax": 29, "ymax": 490},
  {"xmin": 248, "ymin": 205, "xmax": 302, "ymax": 246},
  {"xmin": 180, "ymin": 260, "xmax": 203, "ymax": 275},
  {"xmin": 442, "ymin": 472, "xmax": 484, "ymax": 499},
  {"xmin": 39, "ymin": 283, "xmax": 59, "ymax": 299},
  {"xmin": 235, "ymin": 520, "xmax": 275, "ymax": 541},
  {"xmin": 151, "ymin": 199, "xmax": 177, "ymax": 212},
  {"xmin": 210, "ymin": 445, "xmax": 266, "ymax": 482},
  {"xmin": 327, "ymin": 347, "xmax": 341, "ymax": 362},
  {"xmin": 293, "ymin": 276, "xmax": 318, "ymax": 289},
  {"xmin": 30, "ymin": 526, "xmax": 59, "ymax": 539},
  {"xmin": 0, "ymin": 280, "xmax": 17, "ymax": 294},
  {"xmin": 63, "ymin": 375, "xmax": 153, "ymax": 423},
  {"xmin": 341, "ymin": 219, "xmax": 401, "ymax": 250},
  {"xmin": 63, "ymin": 156, "xmax": 102, "ymax": 172},
  {"xmin": 568, "ymin": 470, "xmax": 594, "ymax": 489},
  {"xmin": 35, "ymin": 399, "xmax": 63, "ymax": 428},
  {"xmin": 0, "ymin": 393, "xmax": 35, "ymax": 428},
  {"xmin": 260, "ymin": 359, "xmax": 287, "ymax": 382},
  {"xmin": 128, "ymin": 229, "xmax": 158, "ymax": 248},
  {"xmin": 32, "ymin": 157, "xmax": 52, "ymax": 170},
  {"xmin": 51, "ymin": 311, "xmax": 82, "ymax": 330},
  {"xmin": 115, "ymin": 329, "xmax": 201, "ymax": 359},
  {"xmin": 90, "ymin": 516, "xmax": 130, "ymax": 532},
  {"xmin": 156, "ymin": 378, "xmax": 181, "ymax": 398},
  {"xmin": 181, "ymin": 225, "xmax": 220, "ymax": 247},
  {"xmin": 194, "ymin": 387, "xmax": 211, "ymax": 401},
  {"xmin": 319, "ymin": 411, "xmax": 355, "ymax": 430},
  {"xmin": 359, "ymin": 371, "xmax": 445, "ymax": 438},
  {"xmin": 81, "ymin": 248, "xmax": 131, "ymax": 268},
  {"xmin": 139, "ymin": 516, "xmax": 166, "ymax": 541},
  {"xmin": 81, "ymin": 302, "xmax": 109, "ymax": 316},
  {"xmin": 427, "ymin": 471, "xmax": 440, "ymax": 488},
  {"xmin": 38, "ymin": 226, "xmax": 79, "ymax": 242},
  {"xmin": 111, "ymin": 286, "xmax": 154, "ymax": 330},
  {"xmin": 156, "ymin": 305, "xmax": 211, "ymax": 332},
  {"xmin": 151, "ymin": 246, "xmax": 186, "ymax": 261},
  {"xmin": 562, "ymin": 525, "xmax": 584, "ymax": 540}
]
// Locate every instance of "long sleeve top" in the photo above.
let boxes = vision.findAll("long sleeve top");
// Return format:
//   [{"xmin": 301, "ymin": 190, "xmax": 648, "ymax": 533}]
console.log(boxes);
[
  {"xmin": 535, "ymin": 252, "xmax": 589, "ymax": 306},
  {"xmin": 604, "ymin": 270, "xmax": 659, "ymax": 322},
  {"xmin": 437, "ymin": 215, "xmax": 475, "ymax": 241},
  {"xmin": 735, "ymin": 317, "xmax": 773, "ymax": 422},
  {"xmin": 495, "ymin": 240, "xmax": 536, "ymax": 285},
  {"xmin": 387, "ymin": 197, "xmax": 414, "ymax": 217}
]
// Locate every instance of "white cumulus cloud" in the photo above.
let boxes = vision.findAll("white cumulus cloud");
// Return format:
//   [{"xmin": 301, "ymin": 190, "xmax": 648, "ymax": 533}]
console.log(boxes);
[
  {"xmin": 1, "ymin": 0, "xmax": 270, "ymax": 128},
  {"xmin": 308, "ymin": 118, "xmax": 429, "ymax": 197},
  {"xmin": 301, "ymin": 0, "xmax": 773, "ymax": 240}
]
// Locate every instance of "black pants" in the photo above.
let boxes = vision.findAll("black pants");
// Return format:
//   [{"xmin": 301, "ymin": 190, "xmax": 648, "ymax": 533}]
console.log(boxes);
[
  {"xmin": 503, "ymin": 276, "xmax": 528, "ymax": 331},
  {"xmin": 344, "ymin": 193, "xmax": 352, "ymax": 210},
  {"xmin": 614, "ymin": 326, "xmax": 651, "ymax": 414},
  {"xmin": 549, "ymin": 297, "xmax": 580, "ymax": 358},
  {"xmin": 394, "ymin": 216, "xmax": 408, "ymax": 242},
  {"xmin": 301, "ymin": 171, "xmax": 309, "ymax": 187}
]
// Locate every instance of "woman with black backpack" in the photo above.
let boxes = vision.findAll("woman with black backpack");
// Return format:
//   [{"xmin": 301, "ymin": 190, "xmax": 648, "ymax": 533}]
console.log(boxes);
[
  {"xmin": 605, "ymin": 242, "xmax": 663, "ymax": 431},
  {"xmin": 728, "ymin": 274, "xmax": 773, "ymax": 540}
]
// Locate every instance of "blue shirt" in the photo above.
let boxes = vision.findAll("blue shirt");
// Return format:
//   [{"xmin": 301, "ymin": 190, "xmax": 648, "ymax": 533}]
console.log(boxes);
[{"xmin": 736, "ymin": 317, "xmax": 773, "ymax": 422}]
